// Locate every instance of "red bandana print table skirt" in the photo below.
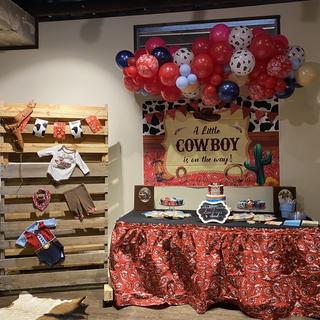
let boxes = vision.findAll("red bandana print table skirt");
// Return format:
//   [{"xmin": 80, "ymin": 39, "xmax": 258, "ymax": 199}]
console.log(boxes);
[{"xmin": 110, "ymin": 221, "xmax": 320, "ymax": 320}]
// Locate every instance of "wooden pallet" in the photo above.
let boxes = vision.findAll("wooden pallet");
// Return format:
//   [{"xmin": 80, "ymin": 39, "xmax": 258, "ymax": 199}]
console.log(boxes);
[{"xmin": 0, "ymin": 102, "xmax": 108, "ymax": 293}]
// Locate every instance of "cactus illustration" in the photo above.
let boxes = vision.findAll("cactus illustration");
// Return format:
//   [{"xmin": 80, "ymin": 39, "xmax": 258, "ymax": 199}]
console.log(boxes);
[{"xmin": 244, "ymin": 144, "xmax": 272, "ymax": 186}]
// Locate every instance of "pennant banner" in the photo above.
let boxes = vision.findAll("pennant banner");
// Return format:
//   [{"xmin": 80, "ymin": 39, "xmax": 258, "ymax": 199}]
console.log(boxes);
[{"xmin": 32, "ymin": 119, "xmax": 48, "ymax": 138}]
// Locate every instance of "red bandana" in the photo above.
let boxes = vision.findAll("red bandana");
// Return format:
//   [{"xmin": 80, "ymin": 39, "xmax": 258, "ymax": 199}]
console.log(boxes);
[{"xmin": 32, "ymin": 189, "xmax": 51, "ymax": 211}]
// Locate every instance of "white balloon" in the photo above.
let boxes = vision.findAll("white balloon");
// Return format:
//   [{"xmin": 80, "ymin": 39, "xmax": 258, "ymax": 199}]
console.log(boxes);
[
  {"xmin": 230, "ymin": 50, "xmax": 255, "ymax": 76},
  {"xmin": 288, "ymin": 45, "xmax": 305, "ymax": 66},
  {"xmin": 173, "ymin": 48, "xmax": 194, "ymax": 66},
  {"xmin": 229, "ymin": 26, "xmax": 253, "ymax": 50}
]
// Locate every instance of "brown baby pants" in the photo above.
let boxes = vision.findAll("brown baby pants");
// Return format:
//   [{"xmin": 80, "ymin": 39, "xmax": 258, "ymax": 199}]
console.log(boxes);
[{"xmin": 64, "ymin": 184, "xmax": 96, "ymax": 220}]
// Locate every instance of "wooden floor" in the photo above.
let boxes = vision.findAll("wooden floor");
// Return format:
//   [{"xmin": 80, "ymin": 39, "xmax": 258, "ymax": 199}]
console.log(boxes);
[{"xmin": 0, "ymin": 288, "xmax": 314, "ymax": 319}]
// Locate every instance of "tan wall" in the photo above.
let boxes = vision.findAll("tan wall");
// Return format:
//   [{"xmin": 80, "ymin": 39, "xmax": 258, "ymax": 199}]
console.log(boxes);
[{"xmin": 0, "ymin": 1, "xmax": 319, "ymax": 240}]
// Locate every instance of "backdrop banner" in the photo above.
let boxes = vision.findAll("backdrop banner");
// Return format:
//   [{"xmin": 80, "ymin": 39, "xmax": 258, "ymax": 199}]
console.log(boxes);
[{"xmin": 143, "ymin": 98, "xmax": 279, "ymax": 187}]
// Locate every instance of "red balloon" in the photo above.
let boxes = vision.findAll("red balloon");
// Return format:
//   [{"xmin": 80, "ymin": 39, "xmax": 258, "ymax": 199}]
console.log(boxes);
[
  {"xmin": 257, "ymin": 73, "xmax": 268, "ymax": 86},
  {"xmin": 132, "ymin": 74, "xmax": 146, "ymax": 88},
  {"xmin": 275, "ymin": 79, "xmax": 286, "ymax": 92},
  {"xmin": 209, "ymin": 41, "xmax": 233, "ymax": 64},
  {"xmin": 204, "ymin": 84, "xmax": 217, "ymax": 97},
  {"xmin": 123, "ymin": 76, "xmax": 139, "ymax": 92},
  {"xmin": 136, "ymin": 54, "xmax": 159, "ymax": 78},
  {"xmin": 167, "ymin": 46, "xmax": 180, "ymax": 56},
  {"xmin": 212, "ymin": 64, "xmax": 225, "ymax": 75},
  {"xmin": 191, "ymin": 54, "xmax": 214, "ymax": 79},
  {"xmin": 128, "ymin": 57, "xmax": 136, "ymax": 67},
  {"xmin": 250, "ymin": 34, "xmax": 275, "ymax": 60},
  {"xmin": 274, "ymin": 34, "xmax": 289, "ymax": 47},
  {"xmin": 252, "ymin": 27, "xmax": 266, "ymax": 38},
  {"xmin": 159, "ymin": 63, "xmax": 180, "ymax": 86},
  {"xmin": 209, "ymin": 24, "xmax": 230, "ymax": 43},
  {"xmin": 248, "ymin": 61, "xmax": 267, "ymax": 80},
  {"xmin": 144, "ymin": 77, "xmax": 162, "ymax": 95},
  {"xmin": 192, "ymin": 37, "xmax": 210, "ymax": 55},
  {"xmin": 145, "ymin": 37, "xmax": 166, "ymax": 53},
  {"xmin": 210, "ymin": 73, "xmax": 223, "ymax": 86},
  {"xmin": 264, "ymin": 76, "xmax": 277, "ymax": 89},
  {"xmin": 123, "ymin": 66, "xmax": 138, "ymax": 78},
  {"xmin": 161, "ymin": 86, "xmax": 180, "ymax": 102},
  {"xmin": 264, "ymin": 87, "xmax": 275, "ymax": 98},
  {"xmin": 248, "ymin": 82, "xmax": 265, "ymax": 100},
  {"xmin": 134, "ymin": 48, "xmax": 147, "ymax": 60},
  {"xmin": 202, "ymin": 95, "xmax": 220, "ymax": 106},
  {"xmin": 273, "ymin": 35, "xmax": 289, "ymax": 56},
  {"xmin": 267, "ymin": 55, "xmax": 292, "ymax": 78}
]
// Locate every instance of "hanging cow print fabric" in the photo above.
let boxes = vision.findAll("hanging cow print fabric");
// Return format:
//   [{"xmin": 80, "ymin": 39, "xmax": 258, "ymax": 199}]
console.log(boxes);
[
  {"xmin": 32, "ymin": 119, "xmax": 48, "ymax": 138},
  {"xmin": 69, "ymin": 120, "xmax": 83, "ymax": 139},
  {"xmin": 142, "ymin": 97, "xmax": 279, "ymax": 187}
]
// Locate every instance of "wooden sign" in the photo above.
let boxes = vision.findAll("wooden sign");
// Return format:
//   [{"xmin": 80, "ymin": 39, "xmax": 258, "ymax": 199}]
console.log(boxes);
[{"xmin": 196, "ymin": 201, "xmax": 231, "ymax": 224}]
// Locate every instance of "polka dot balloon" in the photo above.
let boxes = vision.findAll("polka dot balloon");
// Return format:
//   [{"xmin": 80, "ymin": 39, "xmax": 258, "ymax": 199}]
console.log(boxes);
[
  {"xmin": 288, "ymin": 45, "xmax": 305, "ymax": 68},
  {"xmin": 173, "ymin": 48, "xmax": 194, "ymax": 66},
  {"xmin": 230, "ymin": 49, "xmax": 255, "ymax": 76},
  {"xmin": 228, "ymin": 26, "xmax": 253, "ymax": 50}
]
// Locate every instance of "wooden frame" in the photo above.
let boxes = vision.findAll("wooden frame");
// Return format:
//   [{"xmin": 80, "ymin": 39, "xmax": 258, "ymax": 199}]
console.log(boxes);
[{"xmin": 0, "ymin": 102, "xmax": 108, "ymax": 293}]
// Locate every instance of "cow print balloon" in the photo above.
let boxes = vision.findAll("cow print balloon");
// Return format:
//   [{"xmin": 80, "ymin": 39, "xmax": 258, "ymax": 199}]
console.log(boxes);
[
  {"xmin": 288, "ymin": 45, "xmax": 305, "ymax": 67},
  {"xmin": 173, "ymin": 48, "xmax": 194, "ymax": 67},
  {"xmin": 229, "ymin": 26, "xmax": 253, "ymax": 50},
  {"xmin": 230, "ymin": 49, "xmax": 255, "ymax": 76}
]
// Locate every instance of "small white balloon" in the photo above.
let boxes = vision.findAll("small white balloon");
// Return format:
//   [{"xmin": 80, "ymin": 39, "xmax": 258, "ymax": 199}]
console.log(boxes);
[
  {"xmin": 288, "ymin": 45, "xmax": 305, "ymax": 68},
  {"xmin": 230, "ymin": 49, "xmax": 255, "ymax": 76},
  {"xmin": 228, "ymin": 26, "xmax": 253, "ymax": 50},
  {"xmin": 173, "ymin": 48, "xmax": 194, "ymax": 67}
]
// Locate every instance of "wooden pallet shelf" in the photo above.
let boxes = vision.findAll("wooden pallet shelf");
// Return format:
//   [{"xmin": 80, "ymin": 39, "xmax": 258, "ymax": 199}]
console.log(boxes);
[{"xmin": 0, "ymin": 102, "xmax": 108, "ymax": 293}]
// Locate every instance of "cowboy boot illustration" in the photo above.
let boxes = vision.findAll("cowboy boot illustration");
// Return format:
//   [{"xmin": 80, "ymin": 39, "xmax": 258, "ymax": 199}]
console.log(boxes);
[
  {"xmin": 153, "ymin": 160, "xmax": 174, "ymax": 182},
  {"xmin": 2, "ymin": 101, "xmax": 36, "ymax": 152}
]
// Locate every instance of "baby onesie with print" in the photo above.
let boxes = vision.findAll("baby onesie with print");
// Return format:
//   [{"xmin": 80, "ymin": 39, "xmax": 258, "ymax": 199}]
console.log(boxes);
[{"xmin": 37, "ymin": 145, "xmax": 89, "ymax": 182}]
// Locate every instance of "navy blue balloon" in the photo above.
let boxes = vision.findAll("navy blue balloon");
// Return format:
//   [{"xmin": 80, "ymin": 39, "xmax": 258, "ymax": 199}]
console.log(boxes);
[
  {"xmin": 151, "ymin": 47, "xmax": 172, "ymax": 66},
  {"xmin": 115, "ymin": 50, "xmax": 134, "ymax": 68},
  {"xmin": 217, "ymin": 81, "xmax": 240, "ymax": 103},
  {"xmin": 275, "ymin": 78, "xmax": 296, "ymax": 99}
]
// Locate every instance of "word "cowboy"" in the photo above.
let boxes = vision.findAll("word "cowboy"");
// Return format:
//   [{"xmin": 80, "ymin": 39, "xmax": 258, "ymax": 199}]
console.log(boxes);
[{"xmin": 176, "ymin": 137, "xmax": 240, "ymax": 152}]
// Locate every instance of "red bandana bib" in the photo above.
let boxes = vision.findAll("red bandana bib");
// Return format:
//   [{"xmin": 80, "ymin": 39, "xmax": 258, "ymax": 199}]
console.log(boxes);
[{"xmin": 32, "ymin": 189, "xmax": 51, "ymax": 211}]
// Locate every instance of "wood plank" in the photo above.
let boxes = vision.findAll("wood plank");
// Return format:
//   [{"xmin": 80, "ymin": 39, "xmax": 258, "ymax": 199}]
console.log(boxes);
[
  {"xmin": 0, "ymin": 103, "xmax": 108, "ymax": 120},
  {"xmin": 2, "ymin": 217, "xmax": 107, "ymax": 238},
  {"xmin": 0, "ymin": 143, "xmax": 108, "ymax": 154},
  {"xmin": 4, "ymin": 209, "xmax": 106, "ymax": 221},
  {"xmin": 0, "ymin": 268, "xmax": 107, "ymax": 290},
  {"xmin": 4, "ymin": 200, "xmax": 107, "ymax": 213},
  {"xmin": 2, "ymin": 162, "xmax": 107, "ymax": 178},
  {"xmin": 3, "ymin": 235, "xmax": 107, "ymax": 256},
  {"xmin": 0, "ymin": 234, "xmax": 106, "ymax": 250},
  {"xmin": 0, "ymin": 250, "xmax": 106, "ymax": 271},
  {"xmin": 0, "ymin": 123, "xmax": 108, "ymax": 136},
  {"xmin": 3, "ymin": 183, "xmax": 107, "ymax": 196}
]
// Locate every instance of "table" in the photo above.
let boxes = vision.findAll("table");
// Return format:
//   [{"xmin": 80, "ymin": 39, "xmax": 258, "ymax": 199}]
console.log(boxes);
[{"xmin": 110, "ymin": 210, "xmax": 320, "ymax": 320}]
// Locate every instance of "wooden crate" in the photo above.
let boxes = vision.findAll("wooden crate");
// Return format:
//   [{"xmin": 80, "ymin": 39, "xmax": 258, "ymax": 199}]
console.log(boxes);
[{"xmin": 0, "ymin": 102, "xmax": 108, "ymax": 293}]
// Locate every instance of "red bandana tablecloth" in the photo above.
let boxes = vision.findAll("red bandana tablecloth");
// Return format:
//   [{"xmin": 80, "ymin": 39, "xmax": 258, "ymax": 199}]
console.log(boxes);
[{"xmin": 110, "ymin": 221, "xmax": 320, "ymax": 320}]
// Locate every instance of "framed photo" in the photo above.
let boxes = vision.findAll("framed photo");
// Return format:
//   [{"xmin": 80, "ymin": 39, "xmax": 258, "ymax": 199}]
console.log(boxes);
[
  {"xmin": 134, "ymin": 185, "xmax": 154, "ymax": 212},
  {"xmin": 273, "ymin": 186, "xmax": 296, "ymax": 217}
]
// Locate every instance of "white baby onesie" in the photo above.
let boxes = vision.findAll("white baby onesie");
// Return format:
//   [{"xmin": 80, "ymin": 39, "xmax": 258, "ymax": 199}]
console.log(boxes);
[{"xmin": 37, "ymin": 145, "xmax": 89, "ymax": 182}]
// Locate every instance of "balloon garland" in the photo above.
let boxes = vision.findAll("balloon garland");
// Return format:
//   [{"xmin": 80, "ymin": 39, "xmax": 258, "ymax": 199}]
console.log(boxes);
[{"xmin": 115, "ymin": 24, "xmax": 318, "ymax": 105}]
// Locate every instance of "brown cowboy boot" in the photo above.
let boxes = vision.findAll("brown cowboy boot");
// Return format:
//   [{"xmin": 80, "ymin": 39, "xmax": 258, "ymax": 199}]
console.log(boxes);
[
  {"xmin": 3, "ymin": 101, "xmax": 36, "ymax": 152},
  {"xmin": 153, "ymin": 160, "xmax": 174, "ymax": 182}
]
